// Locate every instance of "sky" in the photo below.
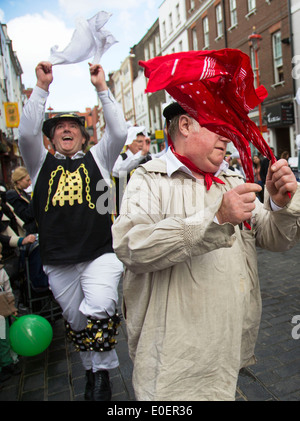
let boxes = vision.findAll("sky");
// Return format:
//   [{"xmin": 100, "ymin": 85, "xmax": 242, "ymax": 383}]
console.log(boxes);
[{"xmin": 0, "ymin": 0, "xmax": 162, "ymax": 112}]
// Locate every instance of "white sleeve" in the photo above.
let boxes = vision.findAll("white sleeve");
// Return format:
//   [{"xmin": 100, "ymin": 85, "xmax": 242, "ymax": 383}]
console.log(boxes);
[
  {"xmin": 18, "ymin": 86, "xmax": 48, "ymax": 184},
  {"xmin": 90, "ymin": 89, "xmax": 127, "ymax": 183},
  {"xmin": 112, "ymin": 151, "xmax": 145, "ymax": 177}
]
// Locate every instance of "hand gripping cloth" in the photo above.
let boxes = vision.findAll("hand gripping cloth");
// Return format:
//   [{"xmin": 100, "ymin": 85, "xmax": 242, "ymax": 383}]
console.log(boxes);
[{"xmin": 139, "ymin": 49, "xmax": 276, "ymax": 183}]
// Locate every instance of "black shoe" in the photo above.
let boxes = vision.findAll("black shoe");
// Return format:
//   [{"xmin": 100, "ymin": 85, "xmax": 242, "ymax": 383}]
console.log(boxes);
[
  {"xmin": 93, "ymin": 370, "xmax": 111, "ymax": 401},
  {"xmin": 84, "ymin": 370, "xmax": 94, "ymax": 401}
]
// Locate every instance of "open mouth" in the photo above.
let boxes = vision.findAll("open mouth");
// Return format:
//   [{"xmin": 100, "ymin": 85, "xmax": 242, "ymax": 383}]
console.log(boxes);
[{"xmin": 62, "ymin": 136, "xmax": 73, "ymax": 141}]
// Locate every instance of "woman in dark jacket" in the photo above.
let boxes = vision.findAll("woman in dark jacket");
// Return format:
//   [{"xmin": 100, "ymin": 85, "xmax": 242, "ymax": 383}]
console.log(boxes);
[{"xmin": 6, "ymin": 167, "xmax": 37, "ymax": 235}]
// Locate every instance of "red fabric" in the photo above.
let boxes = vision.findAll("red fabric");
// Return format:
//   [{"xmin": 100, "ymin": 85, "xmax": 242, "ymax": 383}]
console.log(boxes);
[
  {"xmin": 139, "ymin": 49, "xmax": 276, "ymax": 183},
  {"xmin": 170, "ymin": 145, "xmax": 225, "ymax": 190}
]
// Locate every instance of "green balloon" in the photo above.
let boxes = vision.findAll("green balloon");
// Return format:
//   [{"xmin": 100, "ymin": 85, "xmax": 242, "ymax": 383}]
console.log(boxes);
[{"xmin": 9, "ymin": 314, "xmax": 53, "ymax": 357}]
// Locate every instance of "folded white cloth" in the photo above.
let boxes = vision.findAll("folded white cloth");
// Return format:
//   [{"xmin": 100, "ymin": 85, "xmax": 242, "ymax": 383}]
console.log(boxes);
[{"xmin": 49, "ymin": 11, "xmax": 117, "ymax": 65}]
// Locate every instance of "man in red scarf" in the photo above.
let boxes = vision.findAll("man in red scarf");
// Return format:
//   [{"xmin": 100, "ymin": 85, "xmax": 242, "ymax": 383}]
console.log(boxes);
[{"xmin": 112, "ymin": 50, "xmax": 300, "ymax": 401}]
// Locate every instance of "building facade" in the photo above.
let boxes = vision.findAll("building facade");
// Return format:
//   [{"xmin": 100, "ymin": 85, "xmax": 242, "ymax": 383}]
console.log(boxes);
[
  {"xmin": 131, "ymin": 18, "xmax": 166, "ymax": 147},
  {"xmin": 291, "ymin": 0, "xmax": 300, "ymax": 143},
  {"xmin": 0, "ymin": 23, "xmax": 23, "ymax": 184},
  {"xmin": 107, "ymin": 0, "xmax": 297, "ymax": 159}
]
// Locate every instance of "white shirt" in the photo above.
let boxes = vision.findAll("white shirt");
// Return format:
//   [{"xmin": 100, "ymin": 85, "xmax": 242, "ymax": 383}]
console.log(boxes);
[
  {"xmin": 112, "ymin": 148, "xmax": 166, "ymax": 178},
  {"xmin": 19, "ymin": 86, "xmax": 127, "ymax": 187},
  {"xmin": 112, "ymin": 149, "xmax": 145, "ymax": 178},
  {"xmin": 161, "ymin": 146, "xmax": 229, "ymax": 180}
]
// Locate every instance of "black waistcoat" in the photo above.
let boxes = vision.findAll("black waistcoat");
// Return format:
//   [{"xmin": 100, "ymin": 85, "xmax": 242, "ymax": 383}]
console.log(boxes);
[{"xmin": 32, "ymin": 152, "xmax": 113, "ymax": 265}]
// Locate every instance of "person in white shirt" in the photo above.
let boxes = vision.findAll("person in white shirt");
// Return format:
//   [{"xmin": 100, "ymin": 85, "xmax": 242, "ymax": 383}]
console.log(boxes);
[
  {"xmin": 112, "ymin": 127, "xmax": 165, "ymax": 214},
  {"xmin": 18, "ymin": 61, "xmax": 127, "ymax": 401}
]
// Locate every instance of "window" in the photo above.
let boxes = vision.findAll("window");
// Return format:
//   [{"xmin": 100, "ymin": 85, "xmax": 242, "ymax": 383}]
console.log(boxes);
[
  {"xmin": 192, "ymin": 27, "xmax": 198, "ymax": 50},
  {"xmin": 190, "ymin": 0, "xmax": 195, "ymax": 10},
  {"xmin": 273, "ymin": 31, "xmax": 284, "ymax": 83},
  {"xmin": 155, "ymin": 34, "xmax": 160, "ymax": 55},
  {"xmin": 229, "ymin": 0, "xmax": 238, "ymax": 27},
  {"xmin": 150, "ymin": 41, "xmax": 155, "ymax": 59},
  {"xmin": 178, "ymin": 40, "xmax": 183, "ymax": 52},
  {"xmin": 203, "ymin": 17, "xmax": 209, "ymax": 49},
  {"xmin": 162, "ymin": 21, "xmax": 167, "ymax": 40},
  {"xmin": 176, "ymin": 4, "xmax": 181, "ymax": 25},
  {"xmin": 169, "ymin": 13, "xmax": 173, "ymax": 34},
  {"xmin": 124, "ymin": 91, "xmax": 132, "ymax": 113},
  {"xmin": 216, "ymin": 4, "xmax": 223, "ymax": 38},
  {"xmin": 248, "ymin": 0, "xmax": 256, "ymax": 12}
]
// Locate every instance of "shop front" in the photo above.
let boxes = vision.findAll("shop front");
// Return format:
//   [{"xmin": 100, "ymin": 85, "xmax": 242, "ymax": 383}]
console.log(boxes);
[{"xmin": 265, "ymin": 101, "xmax": 295, "ymax": 159}]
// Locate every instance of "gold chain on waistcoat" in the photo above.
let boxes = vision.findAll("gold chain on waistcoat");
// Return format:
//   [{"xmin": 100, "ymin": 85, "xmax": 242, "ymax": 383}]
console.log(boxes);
[{"xmin": 44, "ymin": 164, "xmax": 95, "ymax": 211}]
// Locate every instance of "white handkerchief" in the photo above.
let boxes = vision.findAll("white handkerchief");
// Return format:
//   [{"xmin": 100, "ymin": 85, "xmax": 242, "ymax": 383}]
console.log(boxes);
[{"xmin": 49, "ymin": 11, "xmax": 118, "ymax": 65}]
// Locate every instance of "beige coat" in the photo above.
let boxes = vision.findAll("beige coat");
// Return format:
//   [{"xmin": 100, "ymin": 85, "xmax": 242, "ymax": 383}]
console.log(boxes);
[
  {"xmin": 0, "ymin": 267, "xmax": 17, "ymax": 317},
  {"xmin": 112, "ymin": 158, "xmax": 300, "ymax": 401}
]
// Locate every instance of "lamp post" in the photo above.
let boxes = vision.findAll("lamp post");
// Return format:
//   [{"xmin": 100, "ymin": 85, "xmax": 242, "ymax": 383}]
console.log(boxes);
[
  {"xmin": 248, "ymin": 27, "xmax": 263, "ymax": 133},
  {"xmin": 47, "ymin": 106, "xmax": 54, "ymax": 119}
]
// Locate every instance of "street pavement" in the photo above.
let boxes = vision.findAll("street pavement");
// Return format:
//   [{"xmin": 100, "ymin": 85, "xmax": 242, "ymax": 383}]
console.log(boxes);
[{"xmin": 0, "ymin": 241, "xmax": 300, "ymax": 402}]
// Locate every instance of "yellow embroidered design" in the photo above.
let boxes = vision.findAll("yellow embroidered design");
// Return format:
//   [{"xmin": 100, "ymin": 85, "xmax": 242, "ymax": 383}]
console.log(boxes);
[{"xmin": 45, "ymin": 164, "xmax": 95, "ymax": 211}]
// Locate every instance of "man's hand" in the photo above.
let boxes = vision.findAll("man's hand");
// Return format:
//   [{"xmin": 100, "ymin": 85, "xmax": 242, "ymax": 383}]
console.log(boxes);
[
  {"xmin": 35, "ymin": 62, "xmax": 53, "ymax": 92},
  {"xmin": 216, "ymin": 183, "xmax": 262, "ymax": 226},
  {"xmin": 89, "ymin": 63, "xmax": 108, "ymax": 92},
  {"xmin": 21, "ymin": 234, "xmax": 36, "ymax": 245},
  {"xmin": 141, "ymin": 137, "xmax": 151, "ymax": 156},
  {"xmin": 266, "ymin": 159, "xmax": 297, "ymax": 207}
]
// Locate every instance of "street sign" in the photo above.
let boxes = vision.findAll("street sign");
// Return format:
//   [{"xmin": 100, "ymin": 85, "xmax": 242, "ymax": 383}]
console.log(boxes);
[
  {"xmin": 4, "ymin": 102, "xmax": 20, "ymax": 128},
  {"xmin": 155, "ymin": 130, "xmax": 164, "ymax": 139}
]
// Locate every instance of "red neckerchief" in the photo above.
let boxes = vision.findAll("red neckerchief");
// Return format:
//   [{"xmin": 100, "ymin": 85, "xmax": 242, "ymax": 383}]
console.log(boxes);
[
  {"xmin": 170, "ymin": 145, "xmax": 225, "ymax": 191},
  {"xmin": 171, "ymin": 144, "xmax": 252, "ymax": 228}
]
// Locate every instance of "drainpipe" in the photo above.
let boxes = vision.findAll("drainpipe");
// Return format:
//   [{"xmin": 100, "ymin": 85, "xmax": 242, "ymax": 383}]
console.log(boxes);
[{"xmin": 222, "ymin": 0, "xmax": 228, "ymax": 48}]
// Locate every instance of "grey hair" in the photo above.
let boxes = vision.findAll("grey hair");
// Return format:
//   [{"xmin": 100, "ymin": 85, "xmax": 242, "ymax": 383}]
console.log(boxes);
[{"xmin": 167, "ymin": 113, "xmax": 199, "ymax": 143}]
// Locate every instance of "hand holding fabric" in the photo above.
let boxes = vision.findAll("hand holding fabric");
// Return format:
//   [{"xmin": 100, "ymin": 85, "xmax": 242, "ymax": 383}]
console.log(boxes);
[
  {"xmin": 216, "ymin": 183, "xmax": 262, "ymax": 226},
  {"xmin": 35, "ymin": 61, "xmax": 53, "ymax": 92},
  {"xmin": 266, "ymin": 159, "xmax": 298, "ymax": 207},
  {"xmin": 89, "ymin": 63, "xmax": 107, "ymax": 92}
]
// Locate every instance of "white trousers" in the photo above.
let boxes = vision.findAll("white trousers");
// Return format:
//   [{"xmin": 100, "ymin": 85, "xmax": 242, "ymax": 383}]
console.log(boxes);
[{"xmin": 44, "ymin": 253, "xmax": 124, "ymax": 372}]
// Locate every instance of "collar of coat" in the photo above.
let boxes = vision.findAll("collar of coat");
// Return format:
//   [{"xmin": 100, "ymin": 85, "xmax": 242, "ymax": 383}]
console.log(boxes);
[{"xmin": 139, "ymin": 157, "xmax": 244, "ymax": 182}]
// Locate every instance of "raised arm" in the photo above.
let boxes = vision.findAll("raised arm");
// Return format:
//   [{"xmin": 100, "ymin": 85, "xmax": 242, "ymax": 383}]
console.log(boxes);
[
  {"xmin": 88, "ymin": 63, "xmax": 127, "ymax": 180},
  {"xmin": 18, "ymin": 62, "xmax": 53, "ymax": 183}
]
